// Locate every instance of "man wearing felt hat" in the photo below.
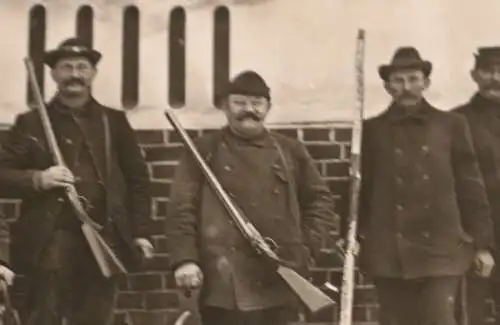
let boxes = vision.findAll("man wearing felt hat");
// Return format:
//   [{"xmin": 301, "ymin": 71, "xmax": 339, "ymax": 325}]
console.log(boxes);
[
  {"xmin": 0, "ymin": 37, "xmax": 154, "ymax": 325},
  {"xmin": 356, "ymin": 47, "xmax": 493, "ymax": 325},
  {"xmin": 453, "ymin": 47, "xmax": 500, "ymax": 325},
  {"xmin": 168, "ymin": 70, "xmax": 338, "ymax": 325}
]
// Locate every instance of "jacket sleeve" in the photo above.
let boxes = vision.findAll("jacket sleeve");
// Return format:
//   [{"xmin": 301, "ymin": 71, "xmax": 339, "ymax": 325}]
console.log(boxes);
[
  {"xmin": 451, "ymin": 114, "xmax": 494, "ymax": 250},
  {"xmin": 167, "ymin": 147, "xmax": 203, "ymax": 271},
  {"xmin": 114, "ymin": 112, "xmax": 151, "ymax": 239},
  {"xmin": 295, "ymin": 141, "xmax": 339, "ymax": 258},
  {"xmin": 0, "ymin": 114, "xmax": 43, "ymax": 198}
]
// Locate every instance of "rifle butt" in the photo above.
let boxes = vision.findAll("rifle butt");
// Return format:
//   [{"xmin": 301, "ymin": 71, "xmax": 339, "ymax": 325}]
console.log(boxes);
[
  {"xmin": 81, "ymin": 224, "xmax": 127, "ymax": 278},
  {"xmin": 276, "ymin": 265, "xmax": 335, "ymax": 314}
]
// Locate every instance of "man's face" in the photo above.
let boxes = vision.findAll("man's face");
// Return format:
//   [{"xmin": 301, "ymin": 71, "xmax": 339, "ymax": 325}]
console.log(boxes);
[
  {"xmin": 384, "ymin": 69, "xmax": 430, "ymax": 107},
  {"xmin": 472, "ymin": 64, "xmax": 500, "ymax": 102},
  {"xmin": 223, "ymin": 94, "xmax": 270, "ymax": 138},
  {"xmin": 51, "ymin": 56, "xmax": 96, "ymax": 97}
]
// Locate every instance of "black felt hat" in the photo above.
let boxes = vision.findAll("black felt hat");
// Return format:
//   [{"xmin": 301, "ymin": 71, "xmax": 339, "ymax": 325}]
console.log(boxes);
[
  {"xmin": 43, "ymin": 37, "xmax": 102, "ymax": 68},
  {"xmin": 379, "ymin": 47, "xmax": 432, "ymax": 81},
  {"xmin": 474, "ymin": 47, "xmax": 500, "ymax": 68}
]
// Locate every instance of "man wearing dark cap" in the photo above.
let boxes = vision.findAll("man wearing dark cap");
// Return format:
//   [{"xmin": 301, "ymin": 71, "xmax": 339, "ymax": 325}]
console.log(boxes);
[
  {"xmin": 0, "ymin": 38, "xmax": 154, "ymax": 325},
  {"xmin": 358, "ymin": 47, "xmax": 494, "ymax": 325},
  {"xmin": 453, "ymin": 47, "xmax": 500, "ymax": 325},
  {"xmin": 168, "ymin": 70, "xmax": 338, "ymax": 325}
]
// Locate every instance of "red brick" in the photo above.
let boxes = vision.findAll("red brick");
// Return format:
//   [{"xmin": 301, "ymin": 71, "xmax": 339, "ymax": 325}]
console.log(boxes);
[
  {"xmin": 151, "ymin": 164, "xmax": 176, "ymax": 180},
  {"xmin": 144, "ymin": 254, "xmax": 171, "ymax": 271},
  {"xmin": 129, "ymin": 310, "xmax": 168, "ymax": 325},
  {"xmin": 306, "ymin": 144, "xmax": 341, "ymax": 160},
  {"xmin": 325, "ymin": 161, "xmax": 350, "ymax": 177},
  {"xmin": 335, "ymin": 127, "xmax": 353, "ymax": 142},
  {"xmin": 150, "ymin": 182, "xmax": 171, "ymax": 198},
  {"xmin": 353, "ymin": 305, "xmax": 370, "ymax": 322},
  {"xmin": 129, "ymin": 273, "xmax": 164, "ymax": 291},
  {"xmin": 154, "ymin": 199, "xmax": 168, "ymax": 218},
  {"xmin": 153, "ymin": 237, "xmax": 168, "ymax": 254},
  {"xmin": 168, "ymin": 130, "xmax": 200, "ymax": 144},
  {"xmin": 145, "ymin": 292, "xmax": 180, "ymax": 310},
  {"xmin": 164, "ymin": 273, "xmax": 177, "ymax": 290},
  {"xmin": 367, "ymin": 305, "xmax": 380, "ymax": 322},
  {"xmin": 145, "ymin": 146, "xmax": 183, "ymax": 162},
  {"xmin": 136, "ymin": 130, "xmax": 166, "ymax": 146},
  {"xmin": 344, "ymin": 144, "xmax": 352, "ymax": 159},
  {"xmin": 273, "ymin": 128, "xmax": 298, "ymax": 139},
  {"xmin": 302, "ymin": 128, "xmax": 330, "ymax": 142},
  {"xmin": 0, "ymin": 201, "xmax": 19, "ymax": 220},
  {"xmin": 118, "ymin": 276, "xmax": 129, "ymax": 290},
  {"xmin": 116, "ymin": 292, "xmax": 144, "ymax": 309}
]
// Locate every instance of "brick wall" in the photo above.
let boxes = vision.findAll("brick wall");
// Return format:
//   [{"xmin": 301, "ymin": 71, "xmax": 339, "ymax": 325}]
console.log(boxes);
[{"xmin": 0, "ymin": 124, "xmax": 489, "ymax": 325}]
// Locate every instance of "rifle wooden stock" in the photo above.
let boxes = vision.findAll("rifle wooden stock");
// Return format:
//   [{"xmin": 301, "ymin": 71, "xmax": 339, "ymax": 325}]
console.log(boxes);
[
  {"xmin": 24, "ymin": 57, "xmax": 127, "ymax": 278},
  {"xmin": 164, "ymin": 110, "xmax": 334, "ymax": 314},
  {"xmin": 339, "ymin": 29, "xmax": 366, "ymax": 325}
]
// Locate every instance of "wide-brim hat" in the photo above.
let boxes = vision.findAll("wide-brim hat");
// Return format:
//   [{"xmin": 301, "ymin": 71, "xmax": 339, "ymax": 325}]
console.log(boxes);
[
  {"xmin": 379, "ymin": 47, "xmax": 432, "ymax": 81},
  {"xmin": 43, "ymin": 37, "xmax": 102, "ymax": 68},
  {"xmin": 474, "ymin": 47, "xmax": 500, "ymax": 68}
]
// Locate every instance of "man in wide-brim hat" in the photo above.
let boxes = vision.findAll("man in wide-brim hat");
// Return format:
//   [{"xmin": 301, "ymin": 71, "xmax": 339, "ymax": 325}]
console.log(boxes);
[
  {"xmin": 0, "ymin": 37, "xmax": 154, "ymax": 325},
  {"xmin": 355, "ymin": 46, "xmax": 494, "ymax": 325},
  {"xmin": 453, "ymin": 46, "xmax": 500, "ymax": 325},
  {"xmin": 168, "ymin": 70, "xmax": 338, "ymax": 325}
]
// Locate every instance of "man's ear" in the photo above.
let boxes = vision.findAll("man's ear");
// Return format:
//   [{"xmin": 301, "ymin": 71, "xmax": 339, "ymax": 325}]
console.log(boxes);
[
  {"xmin": 471, "ymin": 69, "xmax": 479, "ymax": 84},
  {"xmin": 423, "ymin": 77, "xmax": 431, "ymax": 90}
]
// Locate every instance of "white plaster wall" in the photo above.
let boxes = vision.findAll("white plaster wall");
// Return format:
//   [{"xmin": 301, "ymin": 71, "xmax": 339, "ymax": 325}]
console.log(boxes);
[{"xmin": 0, "ymin": 0, "xmax": 498, "ymax": 129}]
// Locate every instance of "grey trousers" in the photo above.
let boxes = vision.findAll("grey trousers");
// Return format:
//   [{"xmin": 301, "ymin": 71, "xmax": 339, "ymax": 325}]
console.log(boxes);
[{"xmin": 23, "ymin": 230, "xmax": 118, "ymax": 325}]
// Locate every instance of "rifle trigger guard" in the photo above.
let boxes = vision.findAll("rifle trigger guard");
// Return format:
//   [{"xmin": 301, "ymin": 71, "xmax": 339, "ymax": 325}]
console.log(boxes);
[{"xmin": 264, "ymin": 237, "xmax": 278, "ymax": 252}]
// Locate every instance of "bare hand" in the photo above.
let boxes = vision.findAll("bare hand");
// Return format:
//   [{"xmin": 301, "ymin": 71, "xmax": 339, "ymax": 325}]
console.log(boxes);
[
  {"xmin": 133, "ymin": 238, "xmax": 154, "ymax": 259},
  {"xmin": 336, "ymin": 238, "xmax": 361, "ymax": 256},
  {"xmin": 0, "ymin": 265, "xmax": 15, "ymax": 286},
  {"xmin": 38, "ymin": 166, "xmax": 74, "ymax": 190},
  {"xmin": 473, "ymin": 250, "xmax": 495, "ymax": 278},
  {"xmin": 175, "ymin": 262, "xmax": 203, "ymax": 289}
]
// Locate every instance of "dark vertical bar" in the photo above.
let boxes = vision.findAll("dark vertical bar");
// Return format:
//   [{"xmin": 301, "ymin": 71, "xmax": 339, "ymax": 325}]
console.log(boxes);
[
  {"xmin": 168, "ymin": 6, "xmax": 186, "ymax": 109},
  {"xmin": 121, "ymin": 6, "xmax": 140, "ymax": 109},
  {"xmin": 213, "ymin": 6, "xmax": 230, "ymax": 108},
  {"xmin": 76, "ymin": 5, "xmax": 94, "ymax": 48},
  {"xmin": 27, "ymin": 5, "xmax": 46, "ymax": 107}
]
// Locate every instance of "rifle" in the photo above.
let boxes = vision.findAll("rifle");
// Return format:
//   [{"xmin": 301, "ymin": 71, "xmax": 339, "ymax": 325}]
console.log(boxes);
[
  {"xmin": 164, "ymin": 110, "xmax": 335, "ymax": 314},
  {"xmin": 24, "ymin": 57, "xmax": 127, "ymax": 278},
  {"xmin": 0, "ymin": 280, "xmax": 20, "ymax": 325},
  {"xmin": 339, "ymin": 29, "xmax": 366, "ymax": 325}
]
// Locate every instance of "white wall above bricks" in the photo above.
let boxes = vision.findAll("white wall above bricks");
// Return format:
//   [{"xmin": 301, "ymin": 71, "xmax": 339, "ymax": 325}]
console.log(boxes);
[{"xmin": 1, "ymin": 0, "xmax": 500, "ymax": 130}]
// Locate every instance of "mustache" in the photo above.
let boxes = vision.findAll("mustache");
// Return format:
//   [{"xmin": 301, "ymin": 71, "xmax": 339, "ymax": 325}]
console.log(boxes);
[
  {"xmin": 236, "ymin": 112, "xmax": 262, "ymax": 121},
  {"xmin": 63, "ymin": 78, "xmax": 85, "ymax": 87},
  {"xmin": 397, "ymin": 91, "xmax": 420, "ymax": 100}
]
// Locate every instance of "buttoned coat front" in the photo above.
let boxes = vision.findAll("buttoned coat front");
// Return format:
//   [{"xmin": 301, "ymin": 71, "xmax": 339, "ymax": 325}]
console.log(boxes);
[
  {"xmin": 359, "ymin": 101, "xmax": 493, "ymax": 279},
  {"xmin": 168, "ymin": 128, "xmax": 337, "ymax": 310}
]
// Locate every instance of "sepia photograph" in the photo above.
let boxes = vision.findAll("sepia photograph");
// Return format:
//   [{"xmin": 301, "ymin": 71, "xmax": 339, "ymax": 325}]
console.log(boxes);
[{"xmin": 0, "ymin": 0, "xmax": 499, "ymax": 325}]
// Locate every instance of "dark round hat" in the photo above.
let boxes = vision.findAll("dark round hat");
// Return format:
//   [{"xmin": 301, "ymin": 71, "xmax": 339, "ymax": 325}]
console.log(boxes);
[
  {"xmin": 474, "ymin": 47, "xmax": 500, "ymax": 68},
  {"xmin": 379, "ymin": 47, "xmax": 432, "ymax": 81},
  {"xmin": 43, "ymin": 37, "xmax": 102, "ymax": 68},
  {"xmin": 223, "ymin": 70, "xmax": 270, "ymax": 99}
]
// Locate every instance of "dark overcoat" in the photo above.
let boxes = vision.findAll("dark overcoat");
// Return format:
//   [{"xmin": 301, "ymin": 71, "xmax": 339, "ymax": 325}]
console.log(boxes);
[
  {"xmin": 453, "ymin": 94, "xmax": 500, "ymax": 276},
  {"xmin": 359, "ymin": 100, "xmax": 493, "ymax": 279},
  {"xmin": 0, "ymin": 98, "xmax": 151, "ymax": 270},
  {"xmin": 168, "ymin": 128, "xmax": 337, "ymax": 310}
]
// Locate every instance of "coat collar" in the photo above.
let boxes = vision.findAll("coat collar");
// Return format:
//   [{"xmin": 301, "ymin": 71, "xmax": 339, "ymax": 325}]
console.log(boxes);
[
  {"xmin": 387, "ymin": 99, "xmax": 435, "ymax": 123},
  {"xmin": 221, "ymin": 126, "xmax": 273, "ymax": 148},
  {"xmin": 469, "ymin": 93, "xmax": 500, "ymax": 116}
]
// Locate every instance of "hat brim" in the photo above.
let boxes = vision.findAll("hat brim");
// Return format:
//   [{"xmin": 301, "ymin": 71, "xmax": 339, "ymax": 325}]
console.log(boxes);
[
  {"xmin": 379, "ymin": 61, "xmax": 432, "ymax": 81},
  {"xmin": 43, "ymin": 48, "xmax": 102, "ymax": 68}
]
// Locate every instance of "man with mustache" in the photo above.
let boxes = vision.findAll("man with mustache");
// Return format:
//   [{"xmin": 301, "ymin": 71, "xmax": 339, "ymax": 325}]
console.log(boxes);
[
  {"xmin": 453, "ymin": 47, "xmax": 500, "ymax": 325},
  {"xmin": 0, "ymin": 38, "xmax": 154, "ymax": 325},
  {"xmin": 358, "ymin": 47, "xmax": 494, "ymax": 325},
  {"xmin": 168, "ymin": 71, "xmax": 337, "ymax": 325}
]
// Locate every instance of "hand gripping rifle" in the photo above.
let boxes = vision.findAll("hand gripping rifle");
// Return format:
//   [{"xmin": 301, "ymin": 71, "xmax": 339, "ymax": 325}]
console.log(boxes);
[
  {"xmin": 165, "ymin": 110, "xmax": 335, "ymax": 314},
  {"xmin": 339, "ymin": 29, "xmax": 366, "ymax": 325},
  {"xmin": 24, "ymin": 57, "xmax": 127, "ymax": 278}
]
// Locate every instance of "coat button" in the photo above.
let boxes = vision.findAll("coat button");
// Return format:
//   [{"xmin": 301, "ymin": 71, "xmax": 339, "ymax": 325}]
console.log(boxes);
[
  {"xmin": 64, "ymin": 138, "xmax": 73, "ymax": 145},
  {"xmin": 273, "ymin": 188, "xmax": 280, "ymax": 194},
  {"xmin": 224, "ymin": 165, "xmax": 232, "ymax": 172},
  {"xmin": 422, "ymin": 231, "xmax": 430, "ymax": 238},
  {"xmin": 396, "ymin": 205, "xmax": 403, "ymax": 211},
  {"xmin": 422, "ymin": 174, "xmax": 429, "ymax": 181},
  {"xmin": 57, "ymin": 197, "xmax": 64, "ymax": 202},
  {"xmin": 421, "ymin": 145, "xmax": 429, "ymax": 153},
  {"xmin": 396, "ymin": 176, "xmax": 403, "ymax": 185},
  {"xmin": 395, "ymin": 148, "xmax": 403, "ymax": 155}
]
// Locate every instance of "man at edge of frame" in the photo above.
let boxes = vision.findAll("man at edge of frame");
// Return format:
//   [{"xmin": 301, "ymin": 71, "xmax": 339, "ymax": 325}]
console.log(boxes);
[
  {"xmin": 453, "ymin": 47, "xmax": 500, "ymax": 325},
  {"xmin": 355, "ymin": 46, "xmax": 495, "ymax": 325}
]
